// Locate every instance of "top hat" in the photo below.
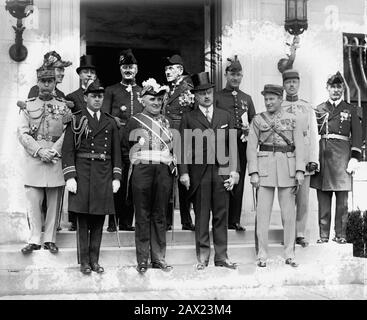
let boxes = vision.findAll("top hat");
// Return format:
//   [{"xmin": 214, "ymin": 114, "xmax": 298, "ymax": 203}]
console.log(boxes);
[
  {"xmin": 119, "ymin": 49, "xmax": 138, "ymax": 65},
  {"xmin": 261, "ymin": 84, "xmax": 284, "ymax": 96},
  {"xmin": 282, "ymin": 69, "xmax": 300, "ymax": 81},
  {"xmin": 36, "ymin": 66, "xmax": 56, "ymax": 80},
  {"xmin": 140, "ymin": 78, "xmax": 169, "ymax": 97},
  {"xmin": 225, "ymin": 55, "xmax": 242, "ymax": 72},
  {"xmin": 76, "ymin": 55, "xmax": 96, "ymax": 74},
  {"xmin": 327, "ymin": 71, "xmax": 344, "ymax": 85},
  {"xmin": 191, "ymin": 72, "xmax": 215, "ymax": 91},
  {"xmin": 43, "ymin": 51, "xmax": 72, "ymax": 68},
  {"xmin": 84, "ymin": 79, "xmax": 104, "ymax": 95}
]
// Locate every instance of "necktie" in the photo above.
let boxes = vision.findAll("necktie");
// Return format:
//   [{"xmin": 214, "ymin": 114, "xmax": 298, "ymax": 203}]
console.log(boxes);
[
  {"xmin": 93, "ymin": 112, "xmax": 99, "ymax": 124},
  {"xmin": 205, "ymin": 108, "xmax": 211, "ymax": 123}
]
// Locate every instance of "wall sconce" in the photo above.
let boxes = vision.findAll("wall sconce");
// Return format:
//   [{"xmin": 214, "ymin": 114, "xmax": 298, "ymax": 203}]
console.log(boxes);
[
  {"xmin": 278, "ymin": 0, "xmax": 308, "ymax": 73},
  {"xmin": 5, "ymin": 0, "xmax": 34, "ymax": 62}
]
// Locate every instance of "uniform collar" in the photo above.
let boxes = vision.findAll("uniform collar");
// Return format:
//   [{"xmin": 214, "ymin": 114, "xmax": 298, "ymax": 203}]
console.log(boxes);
[
  {"xmin": 328, "ymin": 98, "xmax": 343, "ymax": 107},
  {"xmin": 225, "ymin": 83, "xmax": 240, "ymax": 92},
  {"xmin": 286, "ymin": 94, "xmax": 298, "ymax": 102},
  {"xmin": 87, "ymin": 108, "xmax": 101, "ymax": 120}
]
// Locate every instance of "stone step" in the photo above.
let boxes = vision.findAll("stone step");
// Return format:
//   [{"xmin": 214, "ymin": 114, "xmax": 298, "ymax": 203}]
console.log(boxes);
[
  {"xmin": 0, "ymin": 243, "xmax": 363, "ymax": 298},
  {"xmin": 54, "ymin": 225, "xmax": 283, "ymax": 248}
]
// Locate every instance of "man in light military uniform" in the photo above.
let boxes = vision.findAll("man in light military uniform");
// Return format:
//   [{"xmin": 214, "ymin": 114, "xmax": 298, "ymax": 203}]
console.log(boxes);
[
  {"xmin": 102, "ymin": 49, "xmax": 143, "ymax": 232},
  {"xmin": 281, "ymin": 69, "xmax": 319, "ymax": 247},
  {"xmin": 247, "ymin": 84, "xmax": 305, "ymax": 268},
  {"xmin": 310, "ymin": 72, "xmax": 362, "ymax": 244},
  {"xmin": 216, "ymin": 56, "xmax": 256, "ymax": 231},
  {"xmin": 17, "ymin": 67, "xmax": 71, "ymax": 254}
]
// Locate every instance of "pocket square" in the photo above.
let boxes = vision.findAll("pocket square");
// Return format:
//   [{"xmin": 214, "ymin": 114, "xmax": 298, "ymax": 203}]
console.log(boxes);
[{"xmin": 220, "ymin": 124, "xmax": 228, "ymax": 128}]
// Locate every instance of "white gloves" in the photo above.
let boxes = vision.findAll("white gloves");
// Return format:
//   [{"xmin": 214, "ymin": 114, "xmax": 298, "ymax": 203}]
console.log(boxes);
[
  {"xmin": 346, "ymin": 158, "xmax": 359, "ymax": 174},
  {"xmin": 180, "ymin": 173, "xmax": 190, "ymax": 190},
  {"xmin": 224, "ymin": 172, "xmax": 240, "ymax": 191},
  {"xmin": 112, "ymin": 179, "xmax": 120, "ymax": 193},
  {"xmin": 66, "ymin": 178, "xmax": 77, "ymax": 194}
]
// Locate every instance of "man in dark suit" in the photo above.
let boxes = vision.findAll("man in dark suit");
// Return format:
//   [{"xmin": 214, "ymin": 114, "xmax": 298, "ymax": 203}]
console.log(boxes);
[
  {"xmin": 163, "ymin": 54, "xmax": 195, "ymax": 231},
  {"xmin": 62, "ymin": 80, "xmax": 122, "ymax": 275},
  {"xmin": 216, "ymin": 56, "xmax": 256, "ymax": 232},
  {"xmin": 102, "ymin": 49, "xmax": 143, "ymax": 232},
  {"xmin": 179, "ymin": 72, "xmax": 239, "ymax": 270}
]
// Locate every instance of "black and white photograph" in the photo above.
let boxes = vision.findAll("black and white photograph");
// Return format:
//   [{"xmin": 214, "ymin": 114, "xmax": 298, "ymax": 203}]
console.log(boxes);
[{"xmin": 0, "ymin": 0, "xmax": 366, "ymax": 305}]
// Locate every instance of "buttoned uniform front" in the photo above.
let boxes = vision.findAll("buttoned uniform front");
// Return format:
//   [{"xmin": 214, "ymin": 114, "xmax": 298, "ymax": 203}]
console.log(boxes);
[
  {"xmin": 310, "ymin": 99, "xmax": 362, "ymax": 240},
  {"xmin": 163, "ymin": 75, "xmax": 194, "ymax": 228},
  {"xmin": 17, "ymin": 96, "xmax": 71, "ymax": 245},
  {"xmin": 216, "ymin": 85, "xmax": 256, "ymax": 227},
  {"xmin": 247, "ymin": 109, "xmax": 305, "ymax": 261},
  {"xmin": 282, "ymin": 96, "xmax": 319, "ymax": 239},
  {"xmin": 102, "ymin": 81, "xmax": 143, "ymax": 229}
]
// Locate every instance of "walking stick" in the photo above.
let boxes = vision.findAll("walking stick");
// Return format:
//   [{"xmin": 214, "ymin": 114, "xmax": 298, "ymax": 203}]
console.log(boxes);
[
  {"xmin": 113, "ymin": 213, "xmax": 121, "ymax": 248},
  {"xmin": 171, "ymin": 178, "xmax": 176, "ymax": 242}
]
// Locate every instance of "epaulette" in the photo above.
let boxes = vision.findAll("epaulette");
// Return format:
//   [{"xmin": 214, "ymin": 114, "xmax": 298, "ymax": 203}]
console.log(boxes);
[
  {"xmin": 299, "ymin": 98, "xmax": 309, "ymax": 104},
  {"xmin": 55, "ymin": 97, "xmax": 64, "ymax": 102},
  {"xmin": 72, "ymin": 110, "xmax": 82, "ymax": 116},
  {"xmin": 26, "ymin": 97, "xmax": 37, "ymax": 102},
  {"xmin": 104, "ymin": 112, "xmax": 115, "ymax": 120}
]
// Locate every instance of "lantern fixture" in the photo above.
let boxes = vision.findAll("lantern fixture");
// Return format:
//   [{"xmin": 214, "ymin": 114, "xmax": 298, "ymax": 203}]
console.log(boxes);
[
  {"xmin": 5, "ymin": 0, "xmax": 34, "ymax": 62},
  {"xmin": 284, "ymin": 0, "xmax": 308, "ymax": 36}
]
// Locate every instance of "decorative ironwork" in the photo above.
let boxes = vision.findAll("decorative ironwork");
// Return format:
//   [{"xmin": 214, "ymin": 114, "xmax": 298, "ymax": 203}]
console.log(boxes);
[{"xmin": 284, "ymin": 0, "xmax": 308, "ymax": 36}]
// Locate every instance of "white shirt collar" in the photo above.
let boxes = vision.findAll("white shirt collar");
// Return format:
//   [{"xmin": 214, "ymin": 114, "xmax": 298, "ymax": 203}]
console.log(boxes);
[
  {"xmin": 87, "ymin": 108, "xmax": 101, "ymax": 120},
  {"xmin": 199, "ymin": 104, "xmax": 213, "ymax": 117},
  {"xmin": 328, "ymin": 98, "xmax": 343, "ymax": 107}
]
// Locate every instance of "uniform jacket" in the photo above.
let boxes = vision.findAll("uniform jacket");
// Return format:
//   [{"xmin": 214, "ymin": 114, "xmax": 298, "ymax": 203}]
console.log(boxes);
[
  {"xmin": 163, "ymin": 75, "xmax": 194, "ymax": 130},
  {"xmin": 17, "ymin": 96, "xmax": 71, "ymax": 187},
  {"xmin": 28, "ymin": 85, "xmax": 66, "ymax": 99},
  {"xmin": 310, "ymin": 100, "xmax": 362, "ymax": 191},
  {"xmin": 178, "ymin": 107, "xmax": 239, "ymax": 198},
  {"xmin": 215, "ymin": 86, "xmax": 256, "ymax": 136},
  {"xmin": 282, "ymin": 96, "xmax": 319, "ymax": 175},
  {"xmin": 66, "ymin": 87, "xmax": 85, "ymax": 112},
  {"xmin": 246, "ymin": 109, "xmax": 305, "ymax": 188},
  {"xmin": 62, "ymin": 108, "xmax": 122, "ymax": 215}
]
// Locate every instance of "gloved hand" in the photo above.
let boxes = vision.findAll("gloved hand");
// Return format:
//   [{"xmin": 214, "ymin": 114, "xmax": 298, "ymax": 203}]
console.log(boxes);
[
  {"xmin": 112, "ymin": 179, "xmax": 120, "ymax": 193},
  {"xmin": 180, "ymin": 173, "xmax": 190, "ymax": 190},
  {"xmin": 306, "ymin": 162, "xmax": 318, "ymax": 172},
  {"xmin": 38, "ymin": 148, "xmax": 55, "ymax": 162},
  {"xmin": 295, "ymin": 170, "xmax": 304, "ymax": 186},
  {"xmin": 114, "ymin": 117, "xmax": 122, "ymax": 128},
  {"xmin": 250, "ymin": 173, "xmax": 260, "ymax": 189},
  {"xmin": 224, "ymin": 171, "xmax": 240, "ymax": 191},
  {"xmin": 346, "ymin": 158, "xmax": 359, "ymax": 174},
  {"xmin": 66, "ymin": 178, "xmax": 77, "ymax": 194}
]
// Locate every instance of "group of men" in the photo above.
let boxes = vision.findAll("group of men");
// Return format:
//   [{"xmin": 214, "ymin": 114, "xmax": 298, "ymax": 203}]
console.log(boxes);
[{"xmin": 17, "ymin": 48, "xmax": 362, "ymax": 274}]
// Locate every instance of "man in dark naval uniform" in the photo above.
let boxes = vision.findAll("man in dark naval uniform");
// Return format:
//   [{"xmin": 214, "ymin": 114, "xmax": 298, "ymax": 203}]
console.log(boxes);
[
  {"xmin": 216, "ymin": 56, "xmax": 256, "ymax": 231},
  {"xmin": 123, "ymin": 78, "xmax": 174, "ymax": 274},
  {"xmin": 311, "ymin": 72, "xmax": 362, "ymax": 244},
  {"xmin": 28, "ymin": 51, "xmax": 72, "ymax": 99},
  {"xmin": 163, "ymin": 54, "xmax": 195, "ymax": 231},
  {"xmin": 62, "ymin": 80, "xmax": 122, "ymax": 274},
  {"xmin": 66, "ymin": 55, "xmax": 97, "ymax": 112},
  {"xmin": 102, "ymin": 49, "xmax": 143, "ymax": 232}
]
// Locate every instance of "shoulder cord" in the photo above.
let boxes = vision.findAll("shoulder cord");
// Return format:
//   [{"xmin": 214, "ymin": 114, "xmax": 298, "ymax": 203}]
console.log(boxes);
[
  {"xmin": 315, "ymin": 110, "xmax": 329, "ymax": 135},
  {"xmin": 71, "ymin": 115, "xmax": 89, "ymax": 149}
]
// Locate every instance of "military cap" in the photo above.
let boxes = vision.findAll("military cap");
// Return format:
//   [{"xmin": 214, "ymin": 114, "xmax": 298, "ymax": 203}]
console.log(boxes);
[
  {"xmin": 76, "ymin": 55, "xmax": 96, "ymax": 74},
  {"xmin": 191, "ymin": 72, "xmax": 215, "ymax": 91},
  {"xmin": 261, "ymin": 84, "xmax": 284, "ymax": 96},
  {"xmin": 43, "ymin": 50, "xmax": 72, "ymax": 68},
  {"xmin": 37, "ymin": 67, "xmax": 56, "ymax": 80},
  {"xmin": 282, "ymin": 69, "xmax": 300, "ymax": 81},
  {"xmin": 84, "ymin": 79, "xmax": 104, "ymax": 95},
  {"xmin": 327, "ymin": 71, "xmax": 344, "ymax": 85},
  {"xmin": 119, "ymin": 49, "xmax": 138, "ymax": 65},
  {"xmin": 225, "ymin": 55, "xmax": 242, "ymax": 72},
  {"xmin": 140, "ymin": 78, "xmax": 169, "ymax": 97}
]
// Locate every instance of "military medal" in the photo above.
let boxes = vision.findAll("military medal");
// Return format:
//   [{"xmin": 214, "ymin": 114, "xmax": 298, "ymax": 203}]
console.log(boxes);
[
  {"xmin": 120, "ymin": 105, "xmax": 127, "ymax": 111},
  {"xmin": 232, "ymin": 90, "xmax": 237, "ymax": 96}
]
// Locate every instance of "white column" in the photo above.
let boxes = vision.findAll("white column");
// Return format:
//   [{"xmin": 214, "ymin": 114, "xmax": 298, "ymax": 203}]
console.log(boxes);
[{"xmin": 50, "ymin": 0, "xmax": 80, "ymax": 94}]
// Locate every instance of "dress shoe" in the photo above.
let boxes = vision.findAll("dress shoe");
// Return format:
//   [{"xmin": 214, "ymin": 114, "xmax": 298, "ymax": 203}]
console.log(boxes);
[
  {"xmin": 80, "ymin": 264, "xmax": 92, "ymax": 275},
  {"xmin": 257, "ymin": 260, "xmax": 267, "ymax": 268},
  {"xmin": 107, "ymin": 225, "xmax": 117, "ymax": 232},
  {"xmin": 196, "ymin": 262, "xmax": 206, "ymax": 270},
  {"xmin": 214, "ymin": 259, "xmax": 238, "ymax": 269},
  {"xmin": 68, "ymin": 224, "xmax": 76, "ymax": 231},
  {"xmin": 119, "ymin": 225, "xmax": 135, "ymax": 231},
  {"xmin": 317, "ymin": 238, "xmax": 329, "ymax": 244},
  {"xmin": 166, "ymin": 224, "xmax": 172, "ymax": 231},
  {"xmin": 57, "ymin": 226, "xmax": 62, "ymax": 231},
  {"xmin": 21, "ymin": 243, "xmax": 41, "ymax": 254},
  {"xmin": 152, "ymin": 261, "xmax": 173, "ymax": 272},
  {"xmin": 285, "ymin": 258, "xmax": 299, "ymax": 267},
  {"xmin": 332, "ymin": 237, "xmax": 347, "ymax": 244},
  {"xmin": 136, "ymin": 262, "xmax": 148, "ymax": 274},
  {"xmin": 44, "ymin": 242, "xmax": 59, "ymax": 254},
  {"xmin": 296, "ymin": 237, "xmax": 309, "ymax": 248},
  {"xmin": 228, "ymin": 223, "xmax": 246, "ymax": 232},
  {"xmin": 182, "ymin": 223, "xmax": 195, "ymax": 231},
  {"xmin": 91, "ymin": 263, "xmax": 104, "ymax": 273}
]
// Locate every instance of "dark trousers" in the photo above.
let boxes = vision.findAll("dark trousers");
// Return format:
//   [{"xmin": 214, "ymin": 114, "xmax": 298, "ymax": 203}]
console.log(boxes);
[
  {"xmin": 192, "ymin": 164, "xmax": 229, "ymax": 264},
  {"xmin": 317, "ymin": 190, "xmax": 348, "ymax": 239},
  {"xmin": 75, "ymin": 212, "xmax": 105, "ymax": 265},
  {"xmin": 228, "ymin": 140, "xmax": 246, "ymax": 226},
  {"xmin": 166, "ymin": 181, "xmax": 193, "ymax": 226},
  {"xmin": 108, "ymin": 162, "xmax": 134, "ymax": 228},
  {"xmin": 132, "ymin": 163, "xmax": 173, "ymax": 264}
]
